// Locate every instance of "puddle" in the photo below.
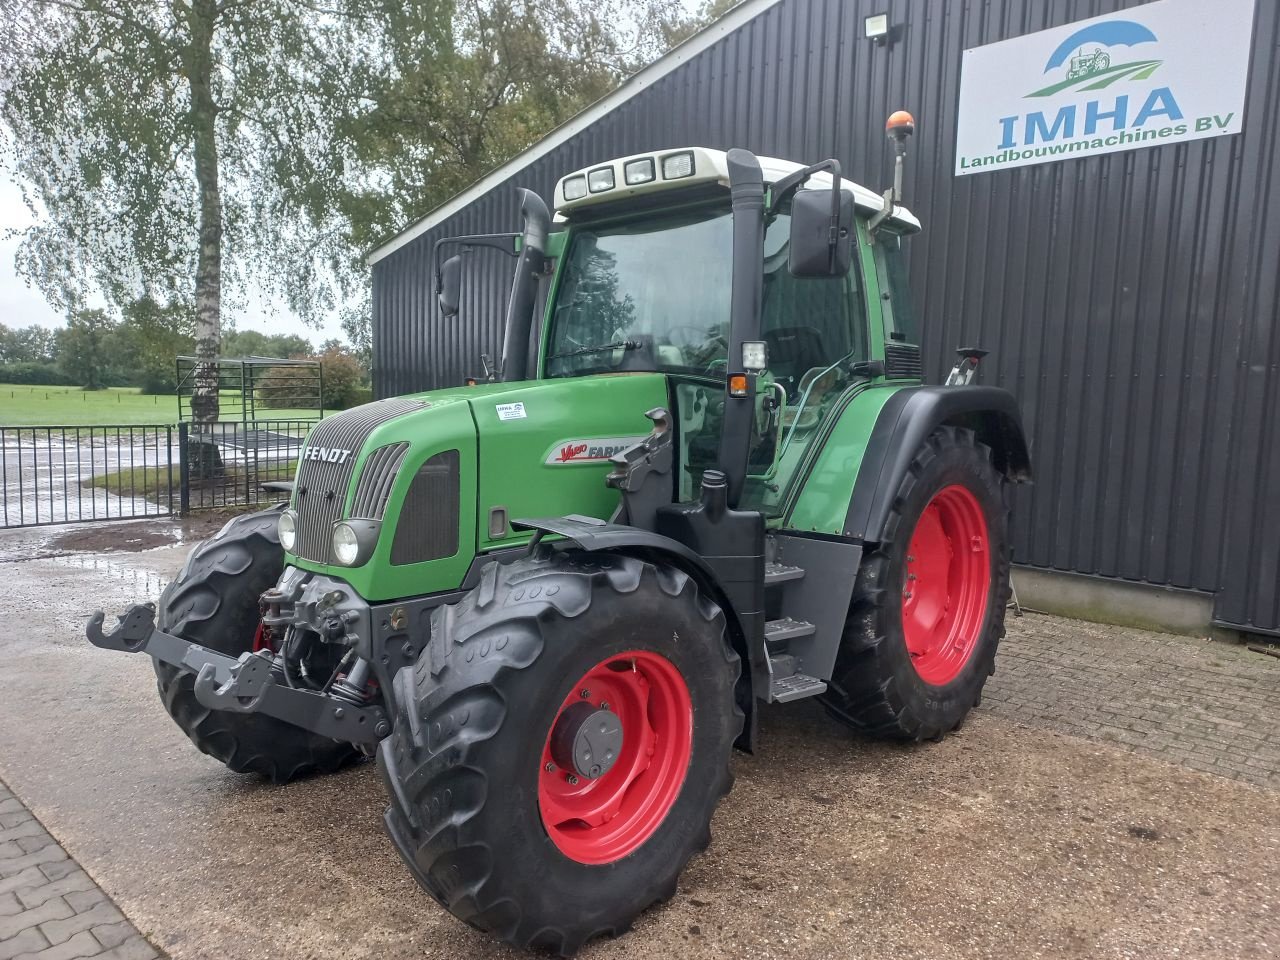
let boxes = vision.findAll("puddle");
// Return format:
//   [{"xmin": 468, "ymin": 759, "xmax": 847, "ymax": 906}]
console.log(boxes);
[{"xmin": 45, "ymin": 552, "xmax": 175, "ymax": 603}]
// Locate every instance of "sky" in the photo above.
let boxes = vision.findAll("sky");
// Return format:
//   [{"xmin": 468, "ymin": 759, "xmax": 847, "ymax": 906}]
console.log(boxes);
[{"xmin": 0, "ymin": 176, "xmax": 346, "ymax": 343}]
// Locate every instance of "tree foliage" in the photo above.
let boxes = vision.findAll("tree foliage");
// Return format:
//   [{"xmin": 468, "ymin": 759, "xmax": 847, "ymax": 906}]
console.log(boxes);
[{"xmin": 1, "ymin": 0, "xmax": 724, "ymax": 393}]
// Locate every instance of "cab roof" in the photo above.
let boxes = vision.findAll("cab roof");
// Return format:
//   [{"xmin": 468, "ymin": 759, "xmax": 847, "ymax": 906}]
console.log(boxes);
[{"xmin": 551, "ymin": 147, "xmax": 921, "ymax": 234}]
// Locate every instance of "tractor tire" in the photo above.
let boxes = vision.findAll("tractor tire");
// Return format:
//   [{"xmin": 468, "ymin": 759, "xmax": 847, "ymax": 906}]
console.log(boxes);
[
  {"xmin": 154, "ymin": 507, "xmax": 359, "ymax": 783},
  {"xmin": 378, "ymin": 552, "xmax": 742, "ymax": 956},
  {"xmin": 822, "ymin": 425, "xmax": 1010, "ymax": 740}
]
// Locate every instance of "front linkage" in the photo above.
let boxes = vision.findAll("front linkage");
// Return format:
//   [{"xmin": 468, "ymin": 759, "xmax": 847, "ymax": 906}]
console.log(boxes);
[{"xmin": 87, "ymin": 600, "xmax": 390, "ymax": 747}]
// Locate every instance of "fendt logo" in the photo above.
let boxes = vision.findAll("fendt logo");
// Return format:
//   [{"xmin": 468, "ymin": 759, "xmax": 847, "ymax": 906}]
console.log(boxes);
[
  {"xmin": 954, "ymin": 0, "xmax": 1254, "ymax": 175},
  {"xmin": 544, "ymin": 437, "xmax": 646, "ymax": 465},
  {"xmin": 304, "ymin": 446, "xmax": 354, "ymax": 464}
]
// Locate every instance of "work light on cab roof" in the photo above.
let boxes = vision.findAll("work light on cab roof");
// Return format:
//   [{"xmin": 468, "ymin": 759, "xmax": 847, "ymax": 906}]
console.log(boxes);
[{"xmin": 555, "ymin": 148, "xmax": 704, "ymax": 210}]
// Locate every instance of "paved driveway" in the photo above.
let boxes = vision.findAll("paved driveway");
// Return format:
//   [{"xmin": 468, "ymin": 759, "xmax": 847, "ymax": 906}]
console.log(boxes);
[{"xmin": 0, "ymin": 524, "xmax": 1276, "ymax": 960}]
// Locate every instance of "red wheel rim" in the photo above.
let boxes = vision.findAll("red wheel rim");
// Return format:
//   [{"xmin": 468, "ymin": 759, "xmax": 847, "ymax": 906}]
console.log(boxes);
[
  {"xmin": 538, "ymin": 650, "xmax": 693, "ymax": 865},
  {"xmin": 901, "ymin": 484, "xmax": 991, "ymax": 685}
]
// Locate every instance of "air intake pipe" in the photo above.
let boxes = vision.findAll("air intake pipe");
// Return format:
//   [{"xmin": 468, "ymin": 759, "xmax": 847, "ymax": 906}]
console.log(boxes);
[
  {"xmin": 717, "ymin": 149, "xmax": 765, "ymax": 507},
  {"xmin": 500, "ymin": 188, "xmax": 551, "ymax": 381}
]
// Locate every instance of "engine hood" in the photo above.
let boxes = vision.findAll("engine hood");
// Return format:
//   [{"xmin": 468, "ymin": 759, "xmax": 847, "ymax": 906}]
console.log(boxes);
[{"xmin": 286, "ymin": 373, "xmax": 668, "ymax": 602}]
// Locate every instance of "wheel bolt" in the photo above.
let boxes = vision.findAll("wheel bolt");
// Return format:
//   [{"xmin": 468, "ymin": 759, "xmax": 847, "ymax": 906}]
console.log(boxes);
[
  {"xmin": 545, "ymin": 762, "xmax": 555, "ymax": 773},
  {"xmin": 566, "ymin": 774, "xmax": 579, "ymax": 785},
  {"xmin": 600, "ymin": 701, "xmax": 610, "ymax": 711},
  {"xmin": 579, "ymin": 689, "xmax": 591, "ymax": 699}
]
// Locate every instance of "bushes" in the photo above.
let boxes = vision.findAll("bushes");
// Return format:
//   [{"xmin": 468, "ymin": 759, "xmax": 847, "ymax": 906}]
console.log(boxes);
[
  {"xmin": 255, "ymin": 344, "xmax": 367, "ymax": 410},
  {"xmin": 0, "ymin": 361, "xmax": 74, "ymax": 385}
]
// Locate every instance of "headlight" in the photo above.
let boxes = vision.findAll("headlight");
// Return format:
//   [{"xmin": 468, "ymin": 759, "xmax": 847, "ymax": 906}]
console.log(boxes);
[
  {"xmin": 562, "ymin": 175, "xmax": 587, "ymax": 200},
  {"xmin": 332, "ymin": 522, "xmax": 360, "ymax": 566},
  {"xmin": 330, "ymin": 519, "xmax": 380, "ymax": 567},
  {"xmin": 278, "ymin": 509, "xmax": 298, "ymax": 552}
]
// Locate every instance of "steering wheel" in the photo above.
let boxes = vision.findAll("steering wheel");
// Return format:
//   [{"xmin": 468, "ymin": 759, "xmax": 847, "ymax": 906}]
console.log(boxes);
[{"xmin": 666, "ymin": 325, "xmax": 729, "ymax": 373}]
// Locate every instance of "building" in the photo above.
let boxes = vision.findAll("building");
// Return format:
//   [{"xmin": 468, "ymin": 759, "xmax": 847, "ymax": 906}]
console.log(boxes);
[{"xmin": 366, "ymin": 0, "xmax": 1279, "ymax": 638}]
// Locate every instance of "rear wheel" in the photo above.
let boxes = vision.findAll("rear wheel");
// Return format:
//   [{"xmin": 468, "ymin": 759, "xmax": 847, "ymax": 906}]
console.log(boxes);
[
  {"xmin": 155, "ymin": 508, "xmax": 359, "ymax": 783},
  {"xmin": 379, "ymin": 552, "xmax": 741, "ymax": 955},
  {"xmin": 822, "ymin": 426, "xmax": 1010, "ymax": 740}
]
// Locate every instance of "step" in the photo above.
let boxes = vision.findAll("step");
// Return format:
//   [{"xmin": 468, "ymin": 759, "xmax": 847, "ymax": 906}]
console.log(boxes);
[
  {"xmin": 764, "ymin": 617, "xmax": 816, "ymax": 646},
  {"xmin": 770, "ymin": 672, "xmax": 828, "ymax": 703},
  {"xmin": 764, "ymin": 562, "xmax": 806, "ymax": 587}
]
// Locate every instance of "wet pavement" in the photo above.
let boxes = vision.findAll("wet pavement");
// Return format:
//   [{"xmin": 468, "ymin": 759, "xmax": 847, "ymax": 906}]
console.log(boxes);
[{"xmin": 0, "ymin": 524, "xmax": 1275, "ymax": 960}]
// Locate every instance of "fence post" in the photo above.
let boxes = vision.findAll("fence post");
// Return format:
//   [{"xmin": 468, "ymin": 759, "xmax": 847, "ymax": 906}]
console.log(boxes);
[
  {"xmin": 165, "ymin": 426, "xmax": 174, "ymax": 517},
  {"xmin": 178, "ymin": 422, "xmax": 190, "ymax": 516}
]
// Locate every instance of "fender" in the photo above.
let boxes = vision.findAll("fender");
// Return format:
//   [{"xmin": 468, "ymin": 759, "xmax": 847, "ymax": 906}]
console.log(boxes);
[
  {"xmin": 512, "ymin": 515, "xmax": 758, "ymax": 750},
  {"xmin": 843, "ymin": 386, "xmax": 1032, "ymax": 543}
]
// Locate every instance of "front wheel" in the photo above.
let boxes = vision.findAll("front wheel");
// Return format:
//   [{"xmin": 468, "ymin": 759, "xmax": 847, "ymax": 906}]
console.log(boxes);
[
  {"xmin": 822, "ymin": 425, "xmax": 1011, "ymax": 740},
  {"xmin": 378, "ymin": 553, "xmax": 742, "ymax": 955}
]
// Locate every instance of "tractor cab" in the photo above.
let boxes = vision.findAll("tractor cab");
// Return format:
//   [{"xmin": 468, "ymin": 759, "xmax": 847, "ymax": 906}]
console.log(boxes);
[
  {"xmin": 539, "ymin": 147, "xmax": 922, "ymax": 517},
  {"xmin": 438, "ymin": 141, "xmax": 924, "ymax": 527}
]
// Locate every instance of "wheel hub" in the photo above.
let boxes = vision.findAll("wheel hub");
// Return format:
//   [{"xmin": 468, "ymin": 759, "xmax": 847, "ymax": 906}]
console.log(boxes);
[
  {"xmin": 901, "ymin": 483, "xmax": 991, "ymax": 685},
  {"xmin": 550, "ymin": 702, "xmax": 624, "ymax": 780},
  {"xmin": 537, "ymin": 650, "xmax": 693, "ymax": 865}
]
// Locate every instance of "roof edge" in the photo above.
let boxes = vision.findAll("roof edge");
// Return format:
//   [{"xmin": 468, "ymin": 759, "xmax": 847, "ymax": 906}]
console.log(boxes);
[{"xmin": 366, "ymin": 0, "xmax": 786, "ymax": 266}]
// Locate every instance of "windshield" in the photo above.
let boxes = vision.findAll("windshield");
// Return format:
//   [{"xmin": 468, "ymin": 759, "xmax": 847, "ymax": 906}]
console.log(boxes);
[{"xmin": 544, "ymin": 206, "xmax": 733, "ymax": 378}]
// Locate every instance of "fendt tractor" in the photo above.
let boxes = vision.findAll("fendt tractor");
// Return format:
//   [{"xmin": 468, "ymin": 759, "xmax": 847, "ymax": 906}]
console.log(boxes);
[{"xmin": 89, "ymin": 112, "xmax": 1031, "ymax": 954}]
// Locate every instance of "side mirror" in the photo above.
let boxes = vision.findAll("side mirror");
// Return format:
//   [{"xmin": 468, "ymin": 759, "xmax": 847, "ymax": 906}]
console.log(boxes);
[
  {"xmin": 437, "ymin": 255, "xmax": 462, "ymax": 318},
  {"xmin": 788, "ymin": 188, "xmax": 854, "ymax": 278}
]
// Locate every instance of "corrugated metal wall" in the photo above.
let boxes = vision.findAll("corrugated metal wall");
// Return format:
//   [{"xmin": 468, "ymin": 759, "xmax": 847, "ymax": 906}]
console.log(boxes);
[{"xmin": 371, "ymin": 0, "xmax": 1280, "ymax": 634}]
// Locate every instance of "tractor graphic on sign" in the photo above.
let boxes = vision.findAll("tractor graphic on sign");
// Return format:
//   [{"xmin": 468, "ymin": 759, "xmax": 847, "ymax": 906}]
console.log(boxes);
[{"xmin": 1066, "ymin": 47, "xmax": 1111, "ymax": 80}]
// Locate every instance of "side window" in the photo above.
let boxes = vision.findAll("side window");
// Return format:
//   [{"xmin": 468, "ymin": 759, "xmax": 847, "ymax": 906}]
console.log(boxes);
[{"xmin": 876, "ymin": 232, "xmax": 918, "ymax": 346}]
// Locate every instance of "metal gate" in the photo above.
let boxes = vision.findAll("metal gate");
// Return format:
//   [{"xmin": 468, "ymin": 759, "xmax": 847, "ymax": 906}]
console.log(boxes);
[{"xmin": 0, "ymin": 420, "xmax": 314, "ymax": 529}]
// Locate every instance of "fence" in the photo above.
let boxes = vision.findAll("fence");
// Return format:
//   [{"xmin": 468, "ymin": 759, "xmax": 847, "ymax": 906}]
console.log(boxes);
[
  {"xmin": 0, "ymin": 419, "xmax": 315, "ymax": 528},
  {"xmin": 175, "ymin": 356, "xmax": 323, "ymax": 424}
]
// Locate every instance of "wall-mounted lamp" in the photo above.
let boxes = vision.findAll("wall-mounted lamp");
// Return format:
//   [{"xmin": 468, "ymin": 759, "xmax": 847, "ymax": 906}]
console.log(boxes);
[{"xmin": 865, "ymin": 12, "xmax": 893, "ymax": 46}]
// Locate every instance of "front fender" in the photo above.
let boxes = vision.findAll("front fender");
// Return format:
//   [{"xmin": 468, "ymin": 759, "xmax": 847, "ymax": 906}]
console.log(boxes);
[{"xmin": 512, "ymin": 515, "xmax": 758, "ymax": 750}]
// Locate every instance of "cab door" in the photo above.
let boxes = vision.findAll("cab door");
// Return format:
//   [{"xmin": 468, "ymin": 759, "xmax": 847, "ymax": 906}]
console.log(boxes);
[{"xmin": 740, "ymin": 214, "xmax": 871, "ymax": 516}]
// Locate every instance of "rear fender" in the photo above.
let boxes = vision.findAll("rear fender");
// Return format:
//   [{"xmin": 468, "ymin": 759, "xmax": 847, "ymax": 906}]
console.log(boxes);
[
  {"xmin": 843, "ymin": 386, "xmax": 1032, "ymax": 543},
  {"xmin": 512, "ymin": 516, "xmax": 757, "ymax": 750}
]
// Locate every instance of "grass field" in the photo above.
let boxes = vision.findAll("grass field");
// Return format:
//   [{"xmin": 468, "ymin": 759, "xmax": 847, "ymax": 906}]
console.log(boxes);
[
  {"xmin": 82, "ymin": 459, "xmax": 299, "ymax": 506},
  {"xmin": 0, "ymin": 383, "xmax": 323, "ymax": 426}
]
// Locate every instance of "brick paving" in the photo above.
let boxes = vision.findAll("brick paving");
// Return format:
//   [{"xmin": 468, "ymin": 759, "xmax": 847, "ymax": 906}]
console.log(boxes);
[
  {"xmin": 985, "ymin": 611, "xmax": 1280, "ymax": 790},
  {"xmin": 0, "ymin": 783, "xmax": 158, "ymax": 960}
]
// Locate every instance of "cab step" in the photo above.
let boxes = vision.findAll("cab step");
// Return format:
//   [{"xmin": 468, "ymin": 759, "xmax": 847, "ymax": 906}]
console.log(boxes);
[
  {"xmin": 764, "ymin": 617, "xmax": 816, "ymax": 649},
  {"xmin": 770, "ymin": 672, "xmax": 828, "ymax": 702},
  {"xmin": 764, "ymin": 562, "xmax": 806, "ymax": 586}
]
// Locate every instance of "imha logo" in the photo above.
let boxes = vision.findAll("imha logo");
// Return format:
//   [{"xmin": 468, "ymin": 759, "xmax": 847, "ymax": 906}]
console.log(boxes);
[
  {"xmin": 969, "ymin": 15, "xmax": 1230, "ymax": 167},
  {"xmin": 1027, "ymin": 20, "xmax": 1162, "ymax": 97}
]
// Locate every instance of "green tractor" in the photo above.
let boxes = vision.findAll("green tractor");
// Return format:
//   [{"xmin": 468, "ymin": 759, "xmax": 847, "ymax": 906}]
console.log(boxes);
[{"xmin": 89, "ymin": 112, "xmax": 1030, "ymax": 954}]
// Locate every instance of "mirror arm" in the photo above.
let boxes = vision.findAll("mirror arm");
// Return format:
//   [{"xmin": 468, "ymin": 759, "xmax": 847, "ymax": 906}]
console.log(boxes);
[{"xmin": 431, "ymin": 232, "xmax": 520, "ymax": 294}]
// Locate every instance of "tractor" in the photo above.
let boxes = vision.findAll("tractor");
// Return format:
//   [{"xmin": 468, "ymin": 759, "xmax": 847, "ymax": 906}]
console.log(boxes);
[
  {"xmin": 1067, "ymin": 47, "xmax": 1112, "ymax": 81},
  {"xmin": 88, "ymin": 111, "xmax": 1031, "ymax": 955}
]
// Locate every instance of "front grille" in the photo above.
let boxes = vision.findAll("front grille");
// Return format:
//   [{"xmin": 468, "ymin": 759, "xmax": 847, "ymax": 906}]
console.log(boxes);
[
  {"xmin": 293, "ymin": 398, "xmax": 424, "ymax": 562},
  {"xmin": 884, "ymin": 342, "xmax": 923, "ymax": 379},
  {"xmin": 391, "ymin": 450, "xmax": 460, "ymax": 565},
  {"xmin": 350, "ymin": 443, "xmax": 409, "ymax": 519}
]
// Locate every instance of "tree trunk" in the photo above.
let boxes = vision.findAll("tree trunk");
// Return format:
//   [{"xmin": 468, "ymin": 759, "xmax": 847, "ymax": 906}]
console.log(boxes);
[{"xmin": 186, "ymin": 0, "xmax": 221, "ymax": 432}]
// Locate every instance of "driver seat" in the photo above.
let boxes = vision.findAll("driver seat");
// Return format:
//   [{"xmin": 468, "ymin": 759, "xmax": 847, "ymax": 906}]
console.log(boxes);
[{"xmin": 781, "ymin": 366, "xmax": 841, "ymax": 432}]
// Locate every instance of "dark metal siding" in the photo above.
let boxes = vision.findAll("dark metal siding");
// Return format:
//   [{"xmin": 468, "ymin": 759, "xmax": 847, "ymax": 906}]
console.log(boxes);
[{"xmin": 371, "ymin": 0, "xmax": 1280, "ymax": 634}]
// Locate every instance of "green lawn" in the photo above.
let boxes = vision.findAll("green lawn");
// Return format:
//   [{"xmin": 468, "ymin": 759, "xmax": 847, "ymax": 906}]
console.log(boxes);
[
  {"xmin": 0, "ymin": 383, "xmax": 323, "ymax": 426},
  {"xmin": 83, "ymin": 459, "xmax": 299, "ymax": 506}
]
